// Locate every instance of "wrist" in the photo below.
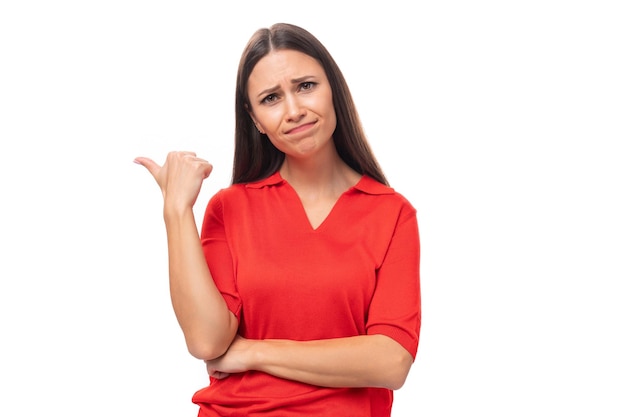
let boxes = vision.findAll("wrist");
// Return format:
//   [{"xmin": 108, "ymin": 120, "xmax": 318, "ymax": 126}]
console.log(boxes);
[
  {"xmin": 246, "ymin": 338, "xmax": 265, "ymax": 372},
  {"xmin": 163, "ymin": 202, "xmax": 194, "ymax": 223}
]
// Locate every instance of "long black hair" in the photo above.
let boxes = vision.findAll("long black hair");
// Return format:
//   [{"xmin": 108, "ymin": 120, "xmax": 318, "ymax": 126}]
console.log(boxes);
[{"xmin": 231, "ymin": 23, "xmax": 388, "ymax": 186}]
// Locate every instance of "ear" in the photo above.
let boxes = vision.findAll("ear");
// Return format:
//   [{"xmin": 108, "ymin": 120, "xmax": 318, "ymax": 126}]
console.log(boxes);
[{"xmin": 246, "ymin": 106, "xmax": 265, "ymax": 135}]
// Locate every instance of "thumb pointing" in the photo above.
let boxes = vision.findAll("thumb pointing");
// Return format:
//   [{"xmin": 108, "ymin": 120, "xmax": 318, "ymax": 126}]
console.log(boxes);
[{"xmin": 133, "ymin": 156, "xmax": 161, "ymax": 178}]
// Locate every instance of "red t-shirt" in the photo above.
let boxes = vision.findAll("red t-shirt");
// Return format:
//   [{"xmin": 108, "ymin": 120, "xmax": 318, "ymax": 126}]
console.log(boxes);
[{"xmin": 192, "ymin": 172, "xmax": 421, "ymax": 417}]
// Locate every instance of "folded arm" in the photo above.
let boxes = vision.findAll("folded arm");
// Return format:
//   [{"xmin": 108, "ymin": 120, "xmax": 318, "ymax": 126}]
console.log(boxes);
[{"xmin": 206, "ymin": 334, "xmax": 414, "ymax": 390}]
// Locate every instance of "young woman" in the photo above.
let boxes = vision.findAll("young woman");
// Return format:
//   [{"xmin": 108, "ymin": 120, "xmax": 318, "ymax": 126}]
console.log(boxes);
[{"xmin": 135, "ymin": 22, "xmax": 421, "ymax": 417}]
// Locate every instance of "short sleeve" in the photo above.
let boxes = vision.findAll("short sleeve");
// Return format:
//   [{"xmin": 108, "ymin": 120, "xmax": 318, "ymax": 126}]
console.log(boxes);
[
  {"xmin": 200, "ymin": 191, "xmax": 242, "ymax": 321},
  {"xmin": 366, "ymin": 202, "xmax": 421, "ymax": 359}
]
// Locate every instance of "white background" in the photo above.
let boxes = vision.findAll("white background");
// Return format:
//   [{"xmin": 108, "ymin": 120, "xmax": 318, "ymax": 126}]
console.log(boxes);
[{"xmin": 1, "ymin": 1, "xmax": 625, "ymax": 415}]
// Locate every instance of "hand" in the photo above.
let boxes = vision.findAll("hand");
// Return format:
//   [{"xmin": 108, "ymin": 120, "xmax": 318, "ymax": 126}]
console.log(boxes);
[
  {"xmin": 134, "ymin": 151, "xmax": 213, "ymax": 211},
  {"xmin": 205, "ymin": 335, "xmax": 253, "ymax": 380}
]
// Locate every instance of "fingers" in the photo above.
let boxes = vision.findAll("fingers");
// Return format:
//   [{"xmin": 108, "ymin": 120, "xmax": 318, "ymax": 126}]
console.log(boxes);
[
  {"xmin": 199, "ymin": 159, "xmax": 213, "ymax": 179},
  {"xmin": 205, "ymin": 362, "xmax": 230, "ymax": 379},
  {"xmin": 133, "ymin": 156, "xmax": 161, "ymax": 178},
  {"xmin": 208, "ymin": 370, "xmax": 231, "ymax": 380},
  {"xmin": 134, "ymin": 152, "xmax": 213, "ymax": 178},
  {"xmin": 174, "ymin": 152, "xmax": 213, "ymax": 179}
]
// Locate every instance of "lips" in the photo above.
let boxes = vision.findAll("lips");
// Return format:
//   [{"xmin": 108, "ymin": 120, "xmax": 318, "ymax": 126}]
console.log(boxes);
[{"xmin": 285, "ymin": 122, "xmax": 315, "ymax": 135}]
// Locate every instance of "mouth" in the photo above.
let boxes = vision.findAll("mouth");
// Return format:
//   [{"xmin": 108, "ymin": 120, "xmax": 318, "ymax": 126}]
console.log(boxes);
[{"xmin": 285, "ymin": 121, "xmax": 316, "ymax": 135}]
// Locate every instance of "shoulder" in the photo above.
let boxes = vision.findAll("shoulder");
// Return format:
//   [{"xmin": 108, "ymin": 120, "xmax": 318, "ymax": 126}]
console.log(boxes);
[
  {"xmin": 355, "ymin": 176, "xmax": 416, "ymax": 213},
  {"xmin": 207, "ymin": 184, "xmax": 247, "ymax": 213},
  {"xmin": 209, "ymin": 172, "xmax": 284, "ymax": 206}
]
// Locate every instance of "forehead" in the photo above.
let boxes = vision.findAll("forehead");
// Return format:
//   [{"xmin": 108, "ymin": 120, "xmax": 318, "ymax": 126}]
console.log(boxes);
[{"xmin": 248, "ymin": 49, "xmax": 326, "ymax": 89}]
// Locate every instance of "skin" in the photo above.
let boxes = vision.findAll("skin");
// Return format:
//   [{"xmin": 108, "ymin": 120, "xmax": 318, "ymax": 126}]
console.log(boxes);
[{"xmin": 135, "ymin": 49, "xmax": 413, "ymax": 390}]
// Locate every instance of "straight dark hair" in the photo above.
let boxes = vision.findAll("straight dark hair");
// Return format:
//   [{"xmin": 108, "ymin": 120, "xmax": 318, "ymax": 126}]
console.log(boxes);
[{"xmin": 231, "ymin": 23, "xmax": 388, "ymax": 186}]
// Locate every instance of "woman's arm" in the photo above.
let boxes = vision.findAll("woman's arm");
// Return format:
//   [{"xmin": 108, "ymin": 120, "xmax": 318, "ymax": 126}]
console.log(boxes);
[
  {"xmin": 164, "ymin": 205, "xmax": 238, "ymax": 360},
  {"xmin": 135, "ymin": 152, "xmax": 238, "ymax": 360},
  {"xmin": 206, "ymin": 334, "xmax": 414, "ymax": 390}
]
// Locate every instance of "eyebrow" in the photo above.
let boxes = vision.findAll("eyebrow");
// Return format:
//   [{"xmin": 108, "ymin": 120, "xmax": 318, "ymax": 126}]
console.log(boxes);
[{"xmin": 255, "ymin": 75, "xmax": 317, "ymax": 98}]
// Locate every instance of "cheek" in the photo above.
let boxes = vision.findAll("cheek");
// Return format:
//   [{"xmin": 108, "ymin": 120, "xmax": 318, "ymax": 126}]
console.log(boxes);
[
  {"xmin": 255, "ymin": 108, "xmax": 283, "ymax": 131},
  {"xmin": 328, "ymin": 101, "xmax": 337, "ymax": 121},
  {"xmin": 320, "ymin": 91, "xmax": 335, "ymax": 120},
  {"xmin": 324, "ymin": 100, "xmax": 337, "ymax": 130}
]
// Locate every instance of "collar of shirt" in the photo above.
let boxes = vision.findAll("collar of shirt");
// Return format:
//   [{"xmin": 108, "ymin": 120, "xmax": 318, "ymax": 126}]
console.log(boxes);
[{"xmin": 245, "ymin": 171, "xmax": 395, "ymax": 195}]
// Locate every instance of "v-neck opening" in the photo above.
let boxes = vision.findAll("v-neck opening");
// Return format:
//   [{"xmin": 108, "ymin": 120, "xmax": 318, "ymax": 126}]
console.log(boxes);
[{"xmin": 281, "ymin": 175, "xmax": 364, "ymax": 232}]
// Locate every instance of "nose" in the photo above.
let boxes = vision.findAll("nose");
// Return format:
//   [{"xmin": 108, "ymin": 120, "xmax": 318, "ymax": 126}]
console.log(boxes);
[{"xmin": 284, "ymin": 94, "xmax": 305, "ymax": 122}]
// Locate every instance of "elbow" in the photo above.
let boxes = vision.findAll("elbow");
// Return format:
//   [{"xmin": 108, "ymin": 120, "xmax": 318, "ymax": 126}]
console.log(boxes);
[
  {"xmin": 184, "ymin": 313, "xmax": 238, "ymax": 360},
  {"xmin": 386, "ymin": 355, "xmax": 413, "ymax": 390},
  {"xmin": 186, "ymin": 337, "xmax": 232, "ymax": 361},
  {"xmin": 380, "ymin": 338, "xmax": 414, "ymax": 390},
  {"xmin": 187, "ymin": 341, "xmax": 228, "ymax": 361},
  {"xmin": 388, "ymin": 371, "xmax": 410, "ymax": 391}
]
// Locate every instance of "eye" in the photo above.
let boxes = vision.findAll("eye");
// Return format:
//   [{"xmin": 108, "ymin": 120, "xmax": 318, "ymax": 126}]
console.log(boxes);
[
  {"xmin": 261, "ymin": 93, "xmax": 278, "ymax": 104},
  {"xmin": 299, "ymin": 81, "xmax": 317, "ymax": 91}
]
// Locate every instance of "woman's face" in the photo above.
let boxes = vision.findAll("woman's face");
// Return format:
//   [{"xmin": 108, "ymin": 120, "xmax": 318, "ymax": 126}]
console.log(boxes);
[{"xmin": 246, "ymin": 49, "xmax": 336, "ymax": 159}]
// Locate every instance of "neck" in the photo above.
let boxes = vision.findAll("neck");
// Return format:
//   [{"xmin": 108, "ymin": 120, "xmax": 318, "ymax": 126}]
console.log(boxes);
[{"xmin": 279, "ymin": 149, "xmax": 360, "ymax": 198}]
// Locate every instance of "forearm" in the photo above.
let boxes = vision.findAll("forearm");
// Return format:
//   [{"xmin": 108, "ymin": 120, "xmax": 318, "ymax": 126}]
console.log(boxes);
[
  {"xmin": 164, "ymin": 207, "xmax": 237, "ymax": 360},
  {"xmin": 249, "ymin": 334, "xmax": 413, "ymax": 390}
]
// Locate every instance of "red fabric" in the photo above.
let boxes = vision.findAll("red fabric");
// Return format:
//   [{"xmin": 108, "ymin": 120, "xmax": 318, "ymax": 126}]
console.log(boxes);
[{"xmin": 193, "ymin": 172, "xmax": 421, "ymax": 416}]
